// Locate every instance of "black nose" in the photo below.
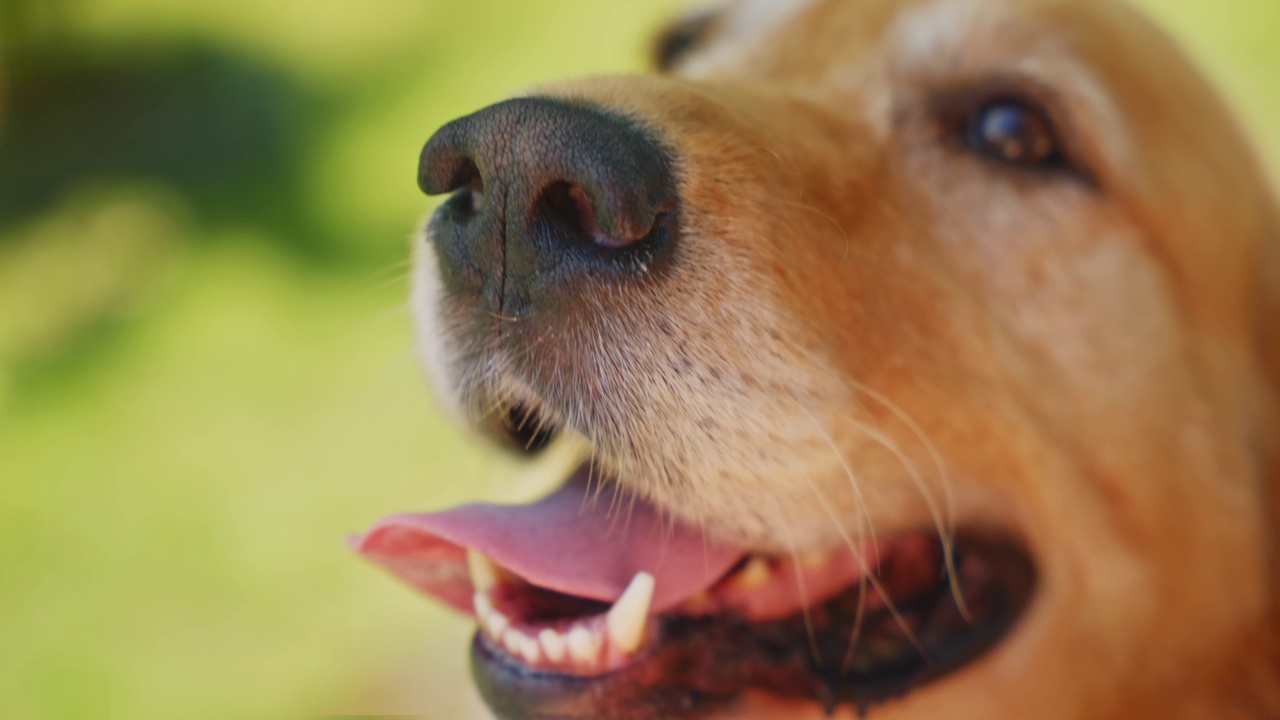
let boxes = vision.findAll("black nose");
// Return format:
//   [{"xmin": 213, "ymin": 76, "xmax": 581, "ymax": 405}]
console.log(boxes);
[{"xmin": 418, "ymin": 97, "xmax": 678, "ymax": 314}]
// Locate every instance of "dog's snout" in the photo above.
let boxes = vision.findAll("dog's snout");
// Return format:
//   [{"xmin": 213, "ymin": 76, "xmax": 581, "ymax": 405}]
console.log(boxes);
[{"xmin": 419, "ymin": 97, "xmax": 678, "ymax": 312}]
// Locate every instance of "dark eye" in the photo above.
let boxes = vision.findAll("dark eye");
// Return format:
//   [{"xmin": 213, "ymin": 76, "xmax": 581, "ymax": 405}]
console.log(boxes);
[{"xmin": 966, "ymin": 100, "xmax": 1063, "ymax": 168}]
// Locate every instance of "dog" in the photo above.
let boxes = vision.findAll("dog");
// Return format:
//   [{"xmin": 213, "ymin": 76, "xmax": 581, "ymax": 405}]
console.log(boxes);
[{"xmin": 356, "ymin": 0, "xmax": 1280, "ymax": 717}]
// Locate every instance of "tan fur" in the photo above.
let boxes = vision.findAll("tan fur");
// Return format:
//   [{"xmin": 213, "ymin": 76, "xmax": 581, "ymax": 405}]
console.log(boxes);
[{"xmin": 413, "ymin": 0, "xmax": 1280, "ymax": 716}]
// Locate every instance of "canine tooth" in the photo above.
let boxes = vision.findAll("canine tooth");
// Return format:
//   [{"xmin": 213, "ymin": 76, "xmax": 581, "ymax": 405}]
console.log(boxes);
[
  {"xmin": 567, "ymin": 625, "xmax": 602, "ymax": 663},
  {"xmin": 467, "ymin": 549, "xmax": 500, "ymax": 594},
  {"xmin": 736, "ymin": 557, "xmax": 772, "ymax": 587},
  {"xmin": 539, "ymin": 629, "xmax": 567, "ymax": 663},
  {"xmin": 606, "ymin": 571, "xmax": 655, "ymax": 654}
]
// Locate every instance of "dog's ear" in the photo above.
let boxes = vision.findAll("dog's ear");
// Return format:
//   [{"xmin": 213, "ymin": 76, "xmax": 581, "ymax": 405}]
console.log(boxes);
[{"xmin": 651, "ymin": 6, "xmax": 723, "ymax": 73}]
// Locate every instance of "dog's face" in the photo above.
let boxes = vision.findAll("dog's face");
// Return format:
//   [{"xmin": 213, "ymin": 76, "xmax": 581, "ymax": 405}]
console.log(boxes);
[{"xmin": 361, "ymin": 0, "xmax": 1280, "ymax": 717}]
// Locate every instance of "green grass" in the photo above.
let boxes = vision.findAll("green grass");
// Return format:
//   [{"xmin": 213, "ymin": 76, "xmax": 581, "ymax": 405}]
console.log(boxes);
[{"xmin": 0, "ymin": 1, "xmax": 1275, "ymax": 718}]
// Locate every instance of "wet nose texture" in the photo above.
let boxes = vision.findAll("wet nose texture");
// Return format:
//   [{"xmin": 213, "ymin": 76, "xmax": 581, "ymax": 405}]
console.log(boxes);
[{"xmin": 418, "ymin": 97, "xmax": 679, "ymax": 317}]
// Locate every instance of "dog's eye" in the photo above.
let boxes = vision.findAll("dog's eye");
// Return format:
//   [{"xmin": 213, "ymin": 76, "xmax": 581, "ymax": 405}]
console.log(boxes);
[{"xmin": 966, "ymin": 100, "xmax": 1063, "ymax": 168}]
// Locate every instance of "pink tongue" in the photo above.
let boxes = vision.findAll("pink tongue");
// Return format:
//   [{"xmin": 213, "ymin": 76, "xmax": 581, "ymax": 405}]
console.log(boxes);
[{"xmin": 354, "ymin": 467, "xmax": 745, "ymax": 616}]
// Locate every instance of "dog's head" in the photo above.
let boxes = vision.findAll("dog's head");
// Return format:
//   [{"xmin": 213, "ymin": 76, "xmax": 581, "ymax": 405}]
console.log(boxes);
[{"xmin": 359, "ymin": 0, "xmax": 1280, "ymax": 717}]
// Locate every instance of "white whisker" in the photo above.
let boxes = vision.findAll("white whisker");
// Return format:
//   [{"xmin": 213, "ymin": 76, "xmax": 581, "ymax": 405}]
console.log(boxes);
[
  {"xmin": 769, "ymin": 497, "xmax": 822, "ymax": 664},
  {"xmin": 796, "ymin": 400, "xmax": 880, "ymax": 560},
  {"xmin": 850, "ymin": 380, "xmax": 969, "ymax": 621},
  {"xmin": 797, "ymin": 468, "xmax": 930, "ymax": 661}
]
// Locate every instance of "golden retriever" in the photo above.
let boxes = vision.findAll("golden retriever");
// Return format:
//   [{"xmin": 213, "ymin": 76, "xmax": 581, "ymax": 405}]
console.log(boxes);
[{"xmin": 356, "ymin": 0, "xmax": 1280, "ymax": 717}]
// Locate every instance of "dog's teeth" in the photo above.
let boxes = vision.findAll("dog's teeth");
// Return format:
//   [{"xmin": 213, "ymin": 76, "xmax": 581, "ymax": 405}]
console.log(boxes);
[
  {"xmin": 538, "ymin": 629, "xmax": 567, "ymax": 663},
  {"xmin": 467, "ymin": 549, "xmax": 500, "ymax": 594},
  {"xmin": 473, "ymin": 592, "xmax": 510, "ymax": 640},
  {"xmin": 503, "ymin": 629, "xmax": 540, "ymax": 664},
  {"xmin": 606, "ymin": 571, "xmax": 655, "ymax": 655},
  {"xmin": 736, "ymin": 557, "xmax": 772, "ymax": 587},
  {"xmin": 680, "ymin": 590, "xmax": 715, "ymax": 615},
  {"xmin": 472, "ymin": 592, "xmax": 494, "ymax": 622},
  {"xmin": 518, "ymin": 634, "xmax": 541, "ymax": 664},
  {"xmin": 490, "ymin": 612, "xmax": 510, "ymax": 638},
  {"xmin": 478, "ymin": 600, "xmax": 509, "ymax": 639},
  {"xmin": 567, "ymin": 625, "xmax": 602, "ymax": 663}
]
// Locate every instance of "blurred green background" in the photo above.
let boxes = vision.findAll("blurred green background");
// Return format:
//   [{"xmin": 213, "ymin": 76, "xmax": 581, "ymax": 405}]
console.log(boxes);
[{"xmin": 0, "ymin": 0, "xmax": 1275, "ymax": 718}]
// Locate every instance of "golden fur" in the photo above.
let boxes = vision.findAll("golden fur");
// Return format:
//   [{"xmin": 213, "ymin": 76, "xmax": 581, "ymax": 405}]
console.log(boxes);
[{"xmin": 413, "ymin": 0, "xmax": 1280, "ymax": 716}]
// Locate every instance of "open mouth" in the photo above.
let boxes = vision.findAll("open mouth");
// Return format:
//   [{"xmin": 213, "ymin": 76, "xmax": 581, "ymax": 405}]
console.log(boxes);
[{"xmin": 356, "ymin": 434, "xmax": 1035, "ymax": 718}]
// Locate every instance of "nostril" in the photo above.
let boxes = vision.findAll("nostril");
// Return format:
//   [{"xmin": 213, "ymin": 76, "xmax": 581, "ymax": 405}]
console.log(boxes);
[
  {"xmin": 434, "ymin": 157, "xmax": 485, "ymax": 220},
  {"xmin": 454, "ymin": 160, "xmax": 485, "ymax": 216},
  {"xmin": 450, "ymin": 158, "xmax": 484, "ymax": 196},
  {"xmin": 417, "ymin": 120, "xmax": 484, "ymax": 198},
  {"xmin": 536, "ymin": 181, "xmax": 637, "ymax": 250}
]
